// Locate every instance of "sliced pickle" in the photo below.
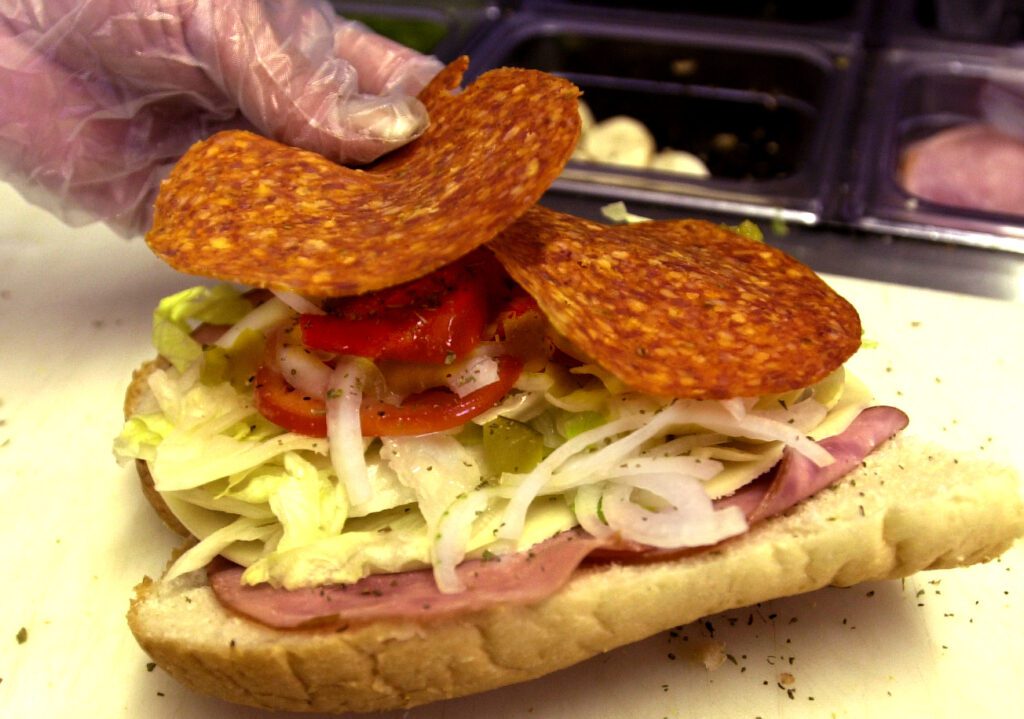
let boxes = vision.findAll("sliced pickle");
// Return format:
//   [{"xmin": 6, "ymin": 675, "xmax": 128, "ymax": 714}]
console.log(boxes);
[
  {"xmin": 483, "ymin": 417, "xmax": 545, "ymax": 476},
  {"xmin": 557, "ymin": 410, "xmax": 606, "ymax": 439}
]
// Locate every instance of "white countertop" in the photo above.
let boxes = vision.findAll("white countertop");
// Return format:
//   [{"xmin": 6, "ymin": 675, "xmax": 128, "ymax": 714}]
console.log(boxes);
[{"xmin": 1, "ymin": 181, "xmax": 1021, "ymax": 718}]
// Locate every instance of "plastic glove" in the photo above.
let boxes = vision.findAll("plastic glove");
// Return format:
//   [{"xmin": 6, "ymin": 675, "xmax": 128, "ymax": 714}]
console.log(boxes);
[{"xmin": 0, "ymin": 0, "xmax": 444, "ymax": 236}]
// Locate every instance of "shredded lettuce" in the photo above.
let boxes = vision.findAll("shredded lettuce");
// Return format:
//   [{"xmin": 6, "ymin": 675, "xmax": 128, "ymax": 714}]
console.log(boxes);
[
  {"xmin": 113, "ymin": 414, "xmax": 173, "ymax": 463},
  {"xmin": 114, "ymin": 365, "xmax": 327, "ymax": 492},
  {"xmin": 242, "ymin": 507, "xmax": 429, "ymax": 589},
  {"xmin": 380, "ymin": 434, "xmax": 480, "ymax": 530},
  {"xmin": 166, "ymin": 516, "xmax": 277, "ymax": 581},
  {"xmin": 152, "ymin": 285, "xmax": 253, "ymax": 372},
  {"xmin": 270, "ymin": 453, "xmax": 347, "ymax": 552}
]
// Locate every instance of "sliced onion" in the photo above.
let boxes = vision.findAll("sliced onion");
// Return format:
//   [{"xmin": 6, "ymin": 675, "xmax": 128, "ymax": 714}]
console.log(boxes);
[
  {"xmin": 544, "ymin": 387, "xmax": 607, "ymax": 413},
  {"xmin": 642, "ymin": 432, "xmax": 727, "ymax": 458},
  {"xmin": 277, "ymin": 343, "xmax": 332, "ymax": 398},
  {"xmin": 215, "ymin": 298, "xmax": 294, "ymax": 349},
  {"xmin": 574, "ymin": 482, "xmax": 613, "ymax": 539},
  {"xmin": 326, "ymin": 358, "xmax": 372, "ymax": 506},
  {"xmin": 497, "ymin": 412, "xmax": 650, "ymax": 540},
  {"xmin": 672, "ymin": 400, "xmax": 835, "ymax": 467},
  {"xmin": 271, "ymin": 290, "xmax": 325, "ymax": 315},
  {"xmin": 756, "ymin": 397, "xmax": 828, "ymax": 434},
  {"xmin": 500, "ymin": 392, "xmax": 835, "ymax": 543},
  {"xmin": 471, "ymin": 390, "xmax": 546, "ymax": 425},
  {"xmin": 445, "ymin": 354, "xmax": 500, "ymax": 398},
  {"xmin": 720, "ymin": 397, "xmax": 750, "ymax": 421},
  {"xmin": 605, "ymin": 455, "xmax": 723, "ymax": 482},
  {"xmin": 432, "ymin": 489, "xmax": 496, "ymax": 593},
  {"xmin": 514, "ymin": 371, "xmax": 556, "ymax": 393},
  {"xmin": 549, "ymin": 403, "xmax": 697, "ymax": 489},
  {"xmin": 602, "ymin": 473, "xmax": 747, "ymax": 548}
]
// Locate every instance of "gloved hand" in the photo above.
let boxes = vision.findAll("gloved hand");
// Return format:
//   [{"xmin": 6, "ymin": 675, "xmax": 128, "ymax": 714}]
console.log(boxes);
[{"xmin": 0, "ymin": 0, "xmax": 444, "ymax": 236}]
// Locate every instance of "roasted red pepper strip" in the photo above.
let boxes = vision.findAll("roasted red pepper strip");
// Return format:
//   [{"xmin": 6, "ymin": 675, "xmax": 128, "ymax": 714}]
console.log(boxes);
[
  {"xmin": 253, "ymin": 357, "xmax": 523, "ymax": 438},
  {"xmin": 300, "ymin": 250, "xmax": 501, "ymax": 364}
]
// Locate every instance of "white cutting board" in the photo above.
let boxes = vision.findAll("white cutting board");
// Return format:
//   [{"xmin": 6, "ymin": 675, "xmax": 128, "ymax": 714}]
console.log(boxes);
[{"xmin": 1, "ymin": 181, "xmax": 1022, "ymax": 719}]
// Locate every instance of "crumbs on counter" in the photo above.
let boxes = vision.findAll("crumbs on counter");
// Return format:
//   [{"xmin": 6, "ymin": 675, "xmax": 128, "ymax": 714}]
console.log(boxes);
[
  {"xmin": 15, "ymin": 627, "xmax": 27, "ymax": 644},
  {"xmin": 777, "ymin": 671, "xmax": 798, "ymax": 700},
  {"xmin": 695, "ymin": 639, "xmax": 726, "ymax": 671}
]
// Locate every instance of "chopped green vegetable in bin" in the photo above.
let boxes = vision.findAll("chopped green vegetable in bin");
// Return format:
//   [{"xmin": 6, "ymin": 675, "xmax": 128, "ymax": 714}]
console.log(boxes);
[
  {"xmin": 347, "ymin": 14, "xmax": 447, "ymax": 54},
  {"xmin": 483, "ymin": 417, "xmax": 544, "ymax": 476}
]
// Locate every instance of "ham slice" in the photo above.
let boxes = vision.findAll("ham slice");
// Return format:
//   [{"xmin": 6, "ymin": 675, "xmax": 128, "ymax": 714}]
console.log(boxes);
[
  {"xmin": 209, "ymin": 406, "xmax": 907, "ymax": 628},
  {"xmin": 717, "ymin": 405, "xmax": 909, "ymax": 523},
  {"xmin": 899, "ymin": 123, "xmax": 1024, "ymax": 216},
  {"xmin": 208, "ymin": 529, "xmax": 606, "ymax": 629}
]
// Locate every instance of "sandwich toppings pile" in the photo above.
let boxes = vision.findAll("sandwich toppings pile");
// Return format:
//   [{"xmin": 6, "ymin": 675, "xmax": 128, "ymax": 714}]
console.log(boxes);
[{"xmin": 116, "ymin": 58, "xmax": 909, "ymax": 632}]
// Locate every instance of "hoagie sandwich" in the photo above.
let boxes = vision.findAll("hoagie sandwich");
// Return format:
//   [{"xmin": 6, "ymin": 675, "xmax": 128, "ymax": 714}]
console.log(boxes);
[{"xmin": 115, "ymin": 59, "xmax": 1024, "ymax": 713}]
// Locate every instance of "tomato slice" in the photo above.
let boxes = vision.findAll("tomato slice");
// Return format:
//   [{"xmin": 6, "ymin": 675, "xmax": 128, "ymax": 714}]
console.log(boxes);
[
  {"xmin": 253, "ymin": 357, "xmax": 523, "ymax": 438},
  {"xmin": 253, "ymin": 365, "xmax": 329, "ymax": 437},
  {"xmin": 300, "ymin": 250, "xmax": 502, "ymax": 364}
]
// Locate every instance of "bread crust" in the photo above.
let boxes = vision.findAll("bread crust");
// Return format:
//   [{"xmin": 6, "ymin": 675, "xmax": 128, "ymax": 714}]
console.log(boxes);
[{"xmin": 124, "ymin": 361, "xmax": 1024, "ymax": 713}]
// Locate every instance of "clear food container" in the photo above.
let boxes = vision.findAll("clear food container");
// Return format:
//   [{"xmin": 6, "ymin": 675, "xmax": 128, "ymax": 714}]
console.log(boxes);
[
  {"xmin": 330, "ymin": 0, "xmax": 500, "ymax": 60},
  {"xmin": 466, "ymin": 12, "xmax": 862, "ymax": 226},
  {"xmin": 847, "ymin": 47, "xmax": 1024, "ymax": 252}
]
